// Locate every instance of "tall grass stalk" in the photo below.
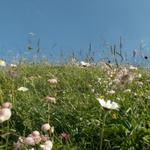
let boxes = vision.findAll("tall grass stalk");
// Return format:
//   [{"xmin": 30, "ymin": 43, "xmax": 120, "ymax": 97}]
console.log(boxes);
[{"xmin": 100, "ymin": 111, "xmax": 108, "ymax": 150}]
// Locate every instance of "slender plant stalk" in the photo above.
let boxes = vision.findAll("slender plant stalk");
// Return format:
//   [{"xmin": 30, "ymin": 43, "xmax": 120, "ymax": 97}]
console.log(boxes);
[
  {"xmin": 5, "ymin": 121, "xmax": 10, "ymax": 150},
  {"xmin": 48, "ymin": 104, "xmax": 50, "ymax": 123},
  {"xmin": 100, "ymin": 111, "xmax": 108, "ymax": 150}
]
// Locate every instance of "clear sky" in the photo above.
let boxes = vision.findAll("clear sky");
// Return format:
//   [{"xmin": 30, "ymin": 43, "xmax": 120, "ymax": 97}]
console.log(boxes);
[{"xmin": 0, "ymin": 0, "xmax": 150, "ymax": 62}]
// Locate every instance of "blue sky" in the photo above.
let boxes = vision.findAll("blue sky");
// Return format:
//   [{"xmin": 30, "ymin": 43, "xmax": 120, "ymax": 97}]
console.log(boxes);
[{"xmin": 0, "ymin": 0, "xmax": 150, "ymax": 62}]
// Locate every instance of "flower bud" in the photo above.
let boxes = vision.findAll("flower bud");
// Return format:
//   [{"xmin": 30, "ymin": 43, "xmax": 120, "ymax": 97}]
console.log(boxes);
[
  {"xmin": 41, "ymin": 123, "xmax": 51, "ymax": 131},
  {"xmin": 47, "ymin": 79, "xmax": 57, "ymax": 84}
]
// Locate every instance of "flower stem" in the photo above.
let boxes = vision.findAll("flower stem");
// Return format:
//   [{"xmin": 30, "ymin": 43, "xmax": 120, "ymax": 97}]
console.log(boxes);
[
  {"xmin": 48, "ymin": 104, "xmax": 50, "ymax": 123},
  {"xmin": 100, "ymin": 112, "xmax": 108, "ymax": 150}
]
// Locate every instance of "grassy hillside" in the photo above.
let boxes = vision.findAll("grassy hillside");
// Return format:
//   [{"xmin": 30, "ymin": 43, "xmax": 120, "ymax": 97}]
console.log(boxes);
[{"xmin": 0, "ymin": 64, "xmax": 150, "ymax": 150}]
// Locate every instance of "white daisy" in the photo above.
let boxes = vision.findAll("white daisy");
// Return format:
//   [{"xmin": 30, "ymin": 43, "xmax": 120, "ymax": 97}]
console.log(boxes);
[{"xmin": 97, "ymin": 98, "xmax": 119, "ymax": 110}]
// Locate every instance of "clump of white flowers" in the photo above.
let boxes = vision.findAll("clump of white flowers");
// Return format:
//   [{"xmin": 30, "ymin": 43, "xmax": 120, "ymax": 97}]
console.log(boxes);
[{"xmin": 0, "ymin": 102, "xmax": 12, "ymax": 123}]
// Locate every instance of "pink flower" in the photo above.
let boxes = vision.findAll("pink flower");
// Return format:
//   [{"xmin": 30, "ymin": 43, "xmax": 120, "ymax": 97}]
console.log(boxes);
[
  {"xmin": 32, "ymin": 130, "xmax": 40, "ymax": 137},
  {"xmin": 33, "ymin": 135, "xmax": 41, "ymax": 144},
  {"xmin": 31, "ymin": 131, "xmax": 41, "ymax": 144},
  {"xmin": 0, "ymin": 108, "xmax": 11, "ymax": 123},
  {"xmin": 41, "ymin": 123, "xmax": 51, "ymax": 131},
  {"xmin": 47, "ymin": 79, "xmax": 58, "ymax": 84},
  {"xmin": 24, "ymin": 137, "xmax": 35, "ymax": 146},
  {"xmin": 45, "ymin": 96, "xmax": 56, "ymax": 103},
  {"xmin": 2, "ymin": 102, "xmax": 12, "ymax": 109},
  {"xmin": 59, "ymin": 132, "xmax": 70, "ymax": 142}
]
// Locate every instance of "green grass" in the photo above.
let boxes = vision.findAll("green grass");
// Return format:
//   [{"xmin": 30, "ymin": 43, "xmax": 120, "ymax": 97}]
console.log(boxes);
[{"xmin": 0, "ymin": 64, "xmax": 150, "ymax": 150}]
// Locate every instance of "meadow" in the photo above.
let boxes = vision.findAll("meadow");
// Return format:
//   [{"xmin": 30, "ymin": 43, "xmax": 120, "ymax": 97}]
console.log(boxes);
[{"xmin": 0, "ymin": 62, "xmax": 150, "ymax": 150}]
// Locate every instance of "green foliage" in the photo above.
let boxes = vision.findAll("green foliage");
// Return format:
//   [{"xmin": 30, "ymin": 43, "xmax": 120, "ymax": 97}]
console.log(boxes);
[{"xmin": 0, "ymin": 64, "xmax": 150, "ymax": 149}]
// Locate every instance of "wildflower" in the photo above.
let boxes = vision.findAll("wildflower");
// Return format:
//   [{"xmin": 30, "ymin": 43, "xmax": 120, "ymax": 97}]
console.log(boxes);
[
  {"xmin": 40, "ymin": 140, "xmax": 53, "ymax": 150},
  {"xmin": 24, "ymin": 137, "xmax": 35, "ymax": 146},
  {"xmin": 80, "ymin": 61, "xmax": 90, "ymax": 67},
  {"xmin": 97, "ymin": 98, "xmax": 119, "ymax": 110},
  {"xmin": 30, "ymin": 131, "xmax": 41, "ymax": 144},
  {"xmin": 47, "ymin": 79, "xmax": 58, "ymax": 84},
  {"xmin": 32, "ymin": 131, "xmax": 40, "ymax": 137},
  {"xmin": 129, "ymin": 65, "xmax": 137, "ymax": 70},
  {"xmin": 0, "ymin": 108, "xmax": 12, "ymax": 123},
  {"xmin": 17, "ymin": 87, "xmax": 29, "ymax": 92},
  {"xmin": 41, "ymin": 124, "xmax": 54, "ymax": 134},
  {"xmin": 0, "ymin": 59, "xmax": 6, "ymax": 67},
  {"xmin": 2, "ymin": 102, "xmax": 12, "ymax": 109},
  {"xmin": 59, "ymin": 132, "xmax": 70, "ymax": 142},
  {"xmin": 41, "ymin": 123, "xmax": 51, "ymax": 131},
  {"xmin": 45, "ymin": 96, "xmax": 56, "ymax": 104},
  {"xmin": 10, "ymin": 64, "xmax": 17, "ymax": 67}
]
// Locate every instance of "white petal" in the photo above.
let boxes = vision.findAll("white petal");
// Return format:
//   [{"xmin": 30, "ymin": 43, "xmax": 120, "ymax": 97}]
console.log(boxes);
[
  {"xmin": 17, "ymin": 87, "xmax": 29, "ymax": 92},
  {"xmin": 106, "ymin": 100, "xmax": 112, "ymax": 109},
  {"xmin": 111, "ymin": 102, "xmax": 119, "ymax": 110},
  {"xmin": 97, "ymin": 98, "xmax": 106, "ymax": 107}
]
